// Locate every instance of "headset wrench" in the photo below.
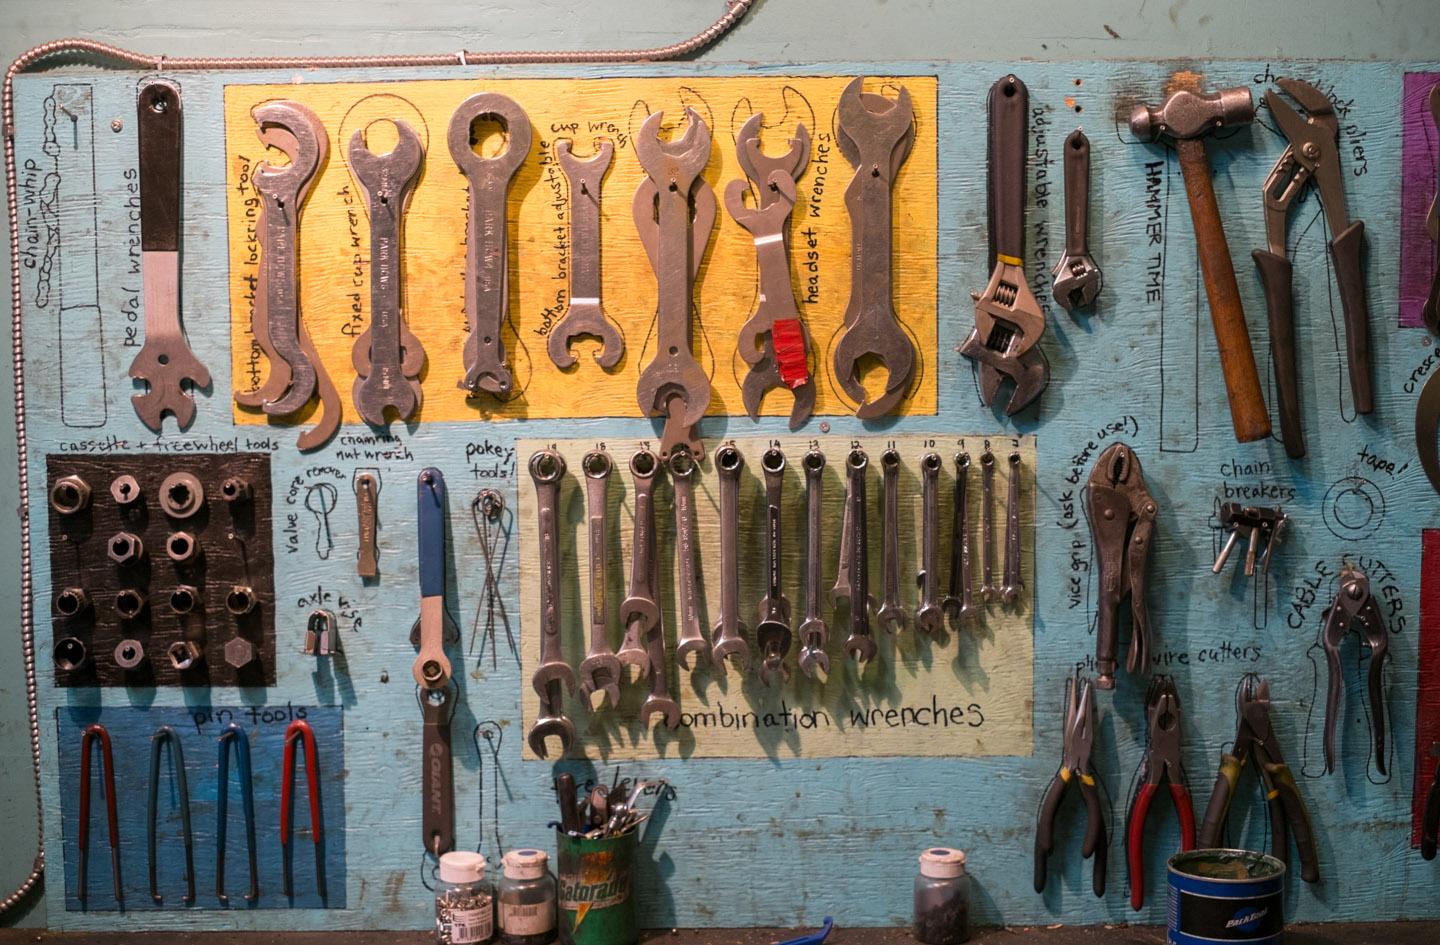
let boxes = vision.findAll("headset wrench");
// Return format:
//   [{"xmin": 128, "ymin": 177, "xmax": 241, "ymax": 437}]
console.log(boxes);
[
  {"xmin": 579, "ymin": 452, "xmax": 621, "ymax": 710},
  {"xmin": 943, "ymin": 453, "xmax": 979, "ymax": 626},
  {"xmin": 711, "ymin": 446, "xmax": 750, "ymax": 676},
  {"xmin": 842, "ymin": 449, "xmax": 877, "ymax": 663},
  {"xmin": 833, "ymin": 78, "xmax": 917, "ymax": 418},
  {"xmin": 633, "ymin": 108, "xmax": 716, "ymax": 461},
  {"xmin": 1002, "ymin": 451, "xmax": 1025, "ymax": 604},
  {"xmin": 875, "ymin": 449, "xmax": 908, "ymax": 631},
  {"xmin": 528, "ymin": 450, "xmax": 575, "ymax": 758},
  {"xmin": 757, "ymin": 448, "xmax": 793, "ymax": 684},
  {"xmin": 129, "ymin": 80, "xmax": 211, "ymax": 432},
  {"xmin": 550, "ymin": 138, "xmax": 623, "ymax": 369},
  {"xmin": 1051, "ymin": 129, "xmax": 1103, "ymax": 311},
  {"xmin": 915, "ymin": 452, "xmax": 944, "ymax": 633},
  {"xmin": 618, "ymin": 449, "xmax": 662, "ymax": 679},
  {"xmin": 980, "ymin": 451, "xmax": 998, "ymax": 602},
  {"xmin": 669, "ymin": 448, "xmax": 711, "ymax": 669},
  {"xmin": 798, "ymin": 450, "xmax": 829, "ymax": 676},
  {"xmin": 961, "ymin": 75, "xmax": 1050, "ymax": 415},
  {"xmin": 350, "ymin": 120, "xmax": 425, "ymax": 426}
]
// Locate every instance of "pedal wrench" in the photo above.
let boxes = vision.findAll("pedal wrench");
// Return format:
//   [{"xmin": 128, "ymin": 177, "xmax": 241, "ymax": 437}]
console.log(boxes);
[
  {"xmin": 669, "ymin": 448, "xmax": 711, "ymax": 668},
  {"xmin": 529, "ymin": 451, "xmax": 577, "ymax": 700},
  {"xmin": 711, "ymin": 446, "xmax": 750, "ymax": 675},
  {"xmin": 980, "ymin": 450, "xmax": 997, "ymax": 602},
  {"xmin": 915, "ymin": 452, "xmax": 943, "ymax": 633},
  {"xmin": 421, "ymin": 686, "xmax": 456, "ymax": 854},
  {"xmin": 943, "ymin": 452, "xmax": 979, "ymax": 626},
  {"xmin": 798, "ymin": 450, "xmax": 830, "ymax": 676},
  {"xmin": 757, "ymin": 448, "xmax": 793, "ymax": 684},
  {"xmin": 618, "ymin": 449, "xmax": 662, "ymax": 677},
  {"xmin": 578, "ymin": 451, "xmax": 621, "ymax": 709},
  {"xmin": 1002, "ymin": 451, "xmax": 1025, "ymax": 604},
  {"xmin": 735, "ymin": 112, "xmax": 810, "ymax": 208},
  {"xmin": 842, "ymin": 449, "xmax": 877, "ymax": 663},
  {"xmin": 876, "ymin": 449, "xmax": 908, "ymax": 631},
  {"xmin": 1051, "ymin": 128, "xmax": 1103, "ymax": 311},
  {"xmin": 550, "ymin": 138, "xmax": 622, "ymax": 369}
]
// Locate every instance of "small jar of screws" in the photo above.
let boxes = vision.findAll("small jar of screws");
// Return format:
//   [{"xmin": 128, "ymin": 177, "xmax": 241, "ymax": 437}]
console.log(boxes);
[
  {"xmin": 435, "ymin": 851, "xmax": 494, "ymax": 944},
  {"xmin": 497, "ymin": 848, "xmax": 557, "ymax": 944},
  {"xmin": 913, "ymin": 847, "xmax": 970, "ymax": 945}
]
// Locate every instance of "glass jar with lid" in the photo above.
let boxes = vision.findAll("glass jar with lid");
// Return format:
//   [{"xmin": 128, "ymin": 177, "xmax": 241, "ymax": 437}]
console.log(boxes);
[
  {"xmin": 913, "ymin": 847, "xmax": 970, "ymax": 945},
  {"xmin": 498, "ymin": 848, "xmax": 557, "ymax": 945},
  {"xmin": 435, "ymin": 851, "xmax": 494, "ymax": 944}
]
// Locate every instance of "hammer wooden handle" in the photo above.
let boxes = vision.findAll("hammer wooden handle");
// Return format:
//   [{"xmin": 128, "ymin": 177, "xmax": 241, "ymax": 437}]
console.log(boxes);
[{"xmin": 1177, "ymin": 138, "xmax": 1271, "ymax": 443}]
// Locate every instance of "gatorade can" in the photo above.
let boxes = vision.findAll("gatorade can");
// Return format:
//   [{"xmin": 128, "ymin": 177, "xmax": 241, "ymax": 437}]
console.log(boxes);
[{"xmin": 555, "ymin": 829, "xmax": 637, "ymax": 945}]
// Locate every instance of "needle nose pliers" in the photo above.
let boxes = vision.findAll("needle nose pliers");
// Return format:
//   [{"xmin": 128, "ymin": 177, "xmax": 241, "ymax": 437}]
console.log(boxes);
[
  {"xmin": 1034, "ymin": 672, "xmax": 1107, "ymax": 897},
  {"xmin": 1125, "ymin": 676, "xmax": 1195, "ymax": 910},
  {"xmin": 1320, "ymin": 564, "xmax": 1390, "ymax": 775}
]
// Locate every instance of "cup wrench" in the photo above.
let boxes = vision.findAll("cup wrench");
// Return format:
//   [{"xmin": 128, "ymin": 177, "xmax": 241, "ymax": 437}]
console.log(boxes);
[
  {"xmin": 711, "ymin": 446, "xmax": 750, "ymax": 675},
  {"xmin": 449, "ymin": 94, "xmax": 532, "ymax": 397},
  {"xmin": 129, "ymin": 80, "xmax": 211, "ymax": 433},
  {"xmin": 578, "ymin": 451, "xmax": 622, "ymax": 710},
  {"xmin": 618, "ymin": 449, "xmax": 662, "ymax": 678},
  {"xmin": 669, "ymin": 447, "xmax": 711, "ymax": 669},
  {"xmin": 529, "ymin": 450, "xmax": 576, "ymax": 757},
  {"xmin": 915, "ymin": 452, "xmax": 944, "ymax": 633},
  {"xmin": 943, "ymin": 453, "xmax": 979, "ymax": 626},
  {"xmin": 1051, "ymin": 129, "xmax": 1103, "ymax": 311},
  {"xmin": 1002, "ymin": 451, "xmax": 1025, "ymax": 604},
  {"xmin": 350, "ymin": 120, "xmax": 425, "ymax": 426},
  {"xmin": 980, "ymin": 450, "xmax": 998, "ymax": 602},
  {"xmin": 832, "ymin": 78, "xmax": 917, "ymax": 418},
  {"xmin": 757, "ymin": 448, "xmax": 793, "ymax": 684},
  {"xmin": 877, "ymin": 449, "xmax": 908, "ymax": 631},
  {"xmin": 960, "ymin": 76, "xmax": 1050, "ymax": 415},
  {"xmin": 798, "ymin": 450, "xmax": 829, "ymax": 676},
  {"xmin": 550, "ymin": 138, "xmax": 623, "ymax": 369},
  {"xmin": 633, "ymin": 108, "xmax": 716, "ymax": 461},
  {"xmin": 841, "ymin": 449, "xmax": 877, "ymax": 663}
]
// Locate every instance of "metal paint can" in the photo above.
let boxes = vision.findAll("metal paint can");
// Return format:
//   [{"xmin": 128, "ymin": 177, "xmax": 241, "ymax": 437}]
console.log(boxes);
[
  {"xmin": 1167, "ymin": 849, "xmax": 1286, "ymax": 944},
  {"xmin": 555, "ymin": 829, "xmax": 637, "ymax": 945}
]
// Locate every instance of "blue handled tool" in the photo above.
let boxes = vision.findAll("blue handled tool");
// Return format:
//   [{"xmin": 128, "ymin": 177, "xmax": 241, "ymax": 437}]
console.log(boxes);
[{"xmin": 413, "ymin": 468, "xmax": 453, "ymax": 689}]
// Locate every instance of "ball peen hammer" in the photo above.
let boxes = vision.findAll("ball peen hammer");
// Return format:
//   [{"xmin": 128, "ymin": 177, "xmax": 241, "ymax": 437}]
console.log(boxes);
[{"xmin": 1131, "ymin": 83, "xmax": 1271, "ymax": 443}]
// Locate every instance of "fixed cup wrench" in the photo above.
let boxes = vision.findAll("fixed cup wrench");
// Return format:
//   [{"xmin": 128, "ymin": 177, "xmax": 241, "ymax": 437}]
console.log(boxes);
[
  {"xmin": 980, "ymin": 450, "xmax": 998, "ymax": 602},
  {"xmin": 915, "ymin": 452, "xmax": 944, "ymax": 633},
  {"xmin": 943, "ymin": 453, "xmax": 979, "ymax": 626},
  {"xmin": 1002, "ymin": 451, "xmax": 1025, "ymax": 604},
  {"xmin": 129, "ymin": 80, "xmax": 211, "ymax": 432},
  {"xmin": 1051, "ymin": 129, "xmax": 1103, "ymax": 311},
  {"xmin": 550, "ymin": 138, "xmax": 623, "ymax": 369},
  {"xmin": 798, "ymin": 450, "xmax": 829, "ymax": 676},
  {"xmin": 579, "ymin": 451, "xmax": 621, "ymax": 710},
  {"xmin": 350, "ymin": 120, "xmax": 425, "ymax": 426},
  {"xmin": 842, "ymin": 449, "xmax": 877, "ymax": 663},
  {"xmin": 711, "ymin": 446, "xmax": 750, "ymax": 676},
  {"xmin": 877, "ymin": 449, "xmax": 908, "ymax": 632},
  {"xmin": 528, "ymin": 450, "xmax": 575, "ymax": 758},
  {"xmin": 449, "ymin": 93, "xmax": 532, "ymax": 397},
  {"xmin": 669, "ymin": 448, "xmax": 711, "ymax": 669},
  {"xmin": 757, "ymin": 448, "xmax": 793, "ymax": 684},
  {"xmin": 618, "ymin": 449, "xmax": 662, "ymax": 678}
]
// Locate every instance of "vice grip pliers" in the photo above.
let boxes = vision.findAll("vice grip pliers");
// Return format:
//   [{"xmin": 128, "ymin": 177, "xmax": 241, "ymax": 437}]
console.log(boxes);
[
  {"xmin": 1320, "ymin": 565, "xmax": 1389, "ymax": 775},
  {"xmin": 1084, "ymin": 442, "xmax": 1156, "ymax": 690}
]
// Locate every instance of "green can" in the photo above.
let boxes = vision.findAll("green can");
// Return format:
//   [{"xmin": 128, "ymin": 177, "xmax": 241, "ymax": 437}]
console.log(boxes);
[{"xmin": 555, "ymin": 829, "xmax": 638, "ymax": 945}]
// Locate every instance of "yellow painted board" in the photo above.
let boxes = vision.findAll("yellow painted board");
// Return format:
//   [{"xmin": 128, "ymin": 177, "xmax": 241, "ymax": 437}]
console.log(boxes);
[
  {"xmin": 516, "ymin": 434, "xmax": 1034, "ymax": 760},
  {"xmin": 223, "ymin": 75, "xmax": 938, "ymax": 426}
]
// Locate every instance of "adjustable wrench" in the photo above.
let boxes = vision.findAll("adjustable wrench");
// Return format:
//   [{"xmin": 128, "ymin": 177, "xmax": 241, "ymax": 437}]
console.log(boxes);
[
  {"xmin": 757, "ymin": 448, "xmax": 793, "ymax": 684},
  {"xmin": 129, "ymin": 80, "xmax": 211, "ymax": 432},
  {"xmin": 798, "ymin": 450, "xmax": 829, "ymax": 676},
  {"xmin": 633, "ymin": 108, "xmax": 716, "ymax": 461},
  {"xmin": 350, "ymin": 120, "xmax": 425, "ymax": 426},
  {"xmin": 943, "ymin": 453, "xmax": 979, "ymax": 626},
  {"xmin": 1051, "ymin": 129, "xmax": 1103, "ymax": 311},
  {"xmin": 618, "ymin": 449, "xmax": 661, "ymax": 678},
  {"xmin": 915, "ymin": 452, "xmax": 944, "ymax": 633},
  {"xmin": 579, "ymin": 451, "xmax": 621, "ymax": 710},
  {"xmin": 550, "ymin": 138, "xmax": 623, "ymax": 369},
  {"xmin": 669, "ymin": 448, "xmax": 710, "ymax": 669},
  {"xmin": 842, "ymin": 449, "xmax": 877, "ymax": 663},
  {"xmin": 449, "ymin": 94, "xmax": 532, "ymax": 397},
  {"xmin": 877, "ymin": 449, "xmax": 908, "ymax": 632},
  {"xmin": 980, "ymin": 450, "xmax": 998, "ymax": 602},
  {"xmin": 711, "ymin": 446, "xmax": 750, "ymax": 675},
  {"xmin": 528, "ymin": 450, "xmax": 575, "ymax": 758},
  {"xmin": 1002, "ymin": 451, "xmax": 1024, "ymax": 604}
]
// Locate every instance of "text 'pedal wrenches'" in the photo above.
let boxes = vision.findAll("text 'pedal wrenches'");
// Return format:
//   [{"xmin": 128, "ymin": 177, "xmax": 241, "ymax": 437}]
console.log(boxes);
[
  {"xmin": 1125, "ymin": 676, "xmax": 1195, "ymax": 911},
  {"xmin": 1033, "ymin": 673, "xmax": 1106, "ymax": 898},
  {"xmin": 529, "ymin": 450, "xmax": 576, "ymax": 757},
  {"xmin": 1083, "ymin": 443, "xmax": 1156, "ymax": 690},
  {"xmin": 1319, "ymin": 564, "xmax": 1390, "ymax": 776}
]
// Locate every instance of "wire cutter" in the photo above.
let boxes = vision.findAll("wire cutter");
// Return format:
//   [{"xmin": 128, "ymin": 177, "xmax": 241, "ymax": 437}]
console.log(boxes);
[
  {"xmin": 78, "ymin": 723, "xmax": 121, "ymax": 904},
  {"xmin": 1423, "ymin": 742, "xmax": 1439, "ymax": 860},
  {"xmin": 282, "ymin": 718, "xmax": 326, "ymax": 898},
  {"xmin": 1253, "ymin": 77, "xmax": 1374, "ymax": 460},
  {"xmin": 147, "ymin": 725, "xmax": 195, "ymax": 904},
  {"xmin": 1198, "ymin": 674, "xmax": 1319, "ymax": 883},
  {"xmin": 1084, "ymin": 442, "xmax": 1156, "ymax": 690},
  {"xmin": 1320, "ymin": 564, "xmax": 1390, "ymax": 775},
  {"xmin": 1126, "ymin": 676, "xmax": 1195, "ymax": 911},
  {"xmin": 1034, "ymin": 672, "xmax": 1107, "ymax": 897},
  {"xmin": 216, "ymin": 722, "xmax": 259, "ymax": 903}
]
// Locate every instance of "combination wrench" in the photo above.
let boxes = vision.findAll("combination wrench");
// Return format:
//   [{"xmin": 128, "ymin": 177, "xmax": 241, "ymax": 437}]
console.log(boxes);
[
  {"xmin": 669, "ymin": 448, "xmax": 711, "ymax": 669},
  {"xmin": 915, "ymin": 452, "xmax": 944, "ymax": 633},
  {"xmin": 798, "ymin": 450, "xmax": 829, "ymax": 676},
  {"xmin": 618, "ymin": 449, "xmax": 662, "ymax": 678},
  {"xmin": 943, "ymin": 453, "xmax": 979, "ymax": 626},
  {"xmin": 1051, "ymin": 128, "xmax": 1103, "ymax": 311},
  {"xmin": 841, "ymin": 449, "xmax": 877, "ymax": 663},
  {"xmin": 349, "ymin": 120, "xmax": 425, "ymax": 426},
  {"xmin": 579, "ymin": 451, "xmax": 622, "ymax": 710},
  {"xmin": 448, "ymin": 93, "xmax": 532, "ymax": 397},
  {"xmin": 980, "ymin": 450, "xmax": 998, "ymax": 602},
  {"xmin": 549, "ymin": 138, "xmax": 624, "ymax": 369},
  {"xmin": 876, "ymin": 449, "xmax": 908, "ymax": 632},
  {"xmin": 529, "ymin": 450, "xmax": 575, "ymax": 758},
  {"xmin": 1002, "ymin": 451, "xmax": 1025, "ymax": 604},
  {"xmin": 757, "ymin": 448, "xmax": 793, "ymax": 684},
  {"xmin": 640, "ymin": 542, "xmax": 681, "ymax": 731},
  {"xmin": 711, "ymin": 446, "xmax": 750, "ymax": 675}
]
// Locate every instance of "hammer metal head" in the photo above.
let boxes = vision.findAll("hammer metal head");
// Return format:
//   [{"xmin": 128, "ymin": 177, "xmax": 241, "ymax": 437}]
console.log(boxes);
[{"xmin": 1129, "ymin": 85, "xmax": 1254, "ymax": 142}]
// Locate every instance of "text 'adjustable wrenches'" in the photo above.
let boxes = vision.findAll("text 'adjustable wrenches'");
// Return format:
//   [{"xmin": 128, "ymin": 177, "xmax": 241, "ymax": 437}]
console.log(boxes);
[
  {"xmin": 238, "ymin": 101, "xmax": 340, "ymax": 450},
  {"xmin": 1198, "ymin": 674, "xmax": 1319, "ymax": 882},
  {"xmin": 579, "ymin": 452, "xmax": 622, "ymax": 710},
  {"xmin": 1212, "ymin": 503, "xmax": 1286, "ymax": 577},
  {"xmin": 633, "ymin": 108, "xmax": 716, "ymax": 461},
  {"xmin": 729, "ymin": 113, "xmax": 815, "ymax": 428},
  {"xmin": 1255, "ymin": 78, "xmax": 1374, "ymax": 460},
  {"xmin": 147, "ymin": 725, "xmax": 195, "ymax": 904},
  {"xmin": 1319, "ymin": 565, "xmax": 1390, "ymax": 776},
  {"xmin": 78, "ymin": 723, "xmax": 121, "ymax": 904},
  {"xmin": 914, "ymin": 453, "xmax": 944, "ymax": 634},
  {"xmin": 1414, "ymin": 89, "xmax": 1440, "ymax": 497},
  {"xmin": 550, "ymin": 137, "xmax": 623, "ymax": 369},
  {"xmin": 877, "ymin": 450, "xmax": 908, "ymax": 632},
  {"xmin": 1051, "ymin": 128, "xmax": 1103, "ymax": 312},
  {"xmin": 412, "ymin": 469, "xmax": 455, "ymax": 690},
  {"xmin": 1001, "ymin": 452, "xmax": 1025, "ymax": 604},
  {"xmin": 216, "ymin": 722, "xmax": 258, "ymax": 903},
  {"xmin": 943, "ymin": 453, "xmax": 978, "ymax": 628},
  {"xmin": 798, "ymin": 450, "xmax": 829, "ymax": 675},
  {"xmin": 757, "ymin": 448, "xmax": 793, "ymax": 683},
  {"xmin": 670, "ymin": 448, "xmax": 711, "ymax": 669},
  {"xmin": 1423, "ymin": 742, "xmax": 1440, "ymax": 860},
  {"xmin": 1083, "ymin": 443, "xmax": 1156, "ymax": 690},
  {"xmin": 832, "ymin": 78, "xmax": 917, "ymax": 419},
  {"xmin": 1126, "ymin": 676, "xmax": 1195, "ymax": 911},
  {"xmin": 450, "ymin": 94, "xmax": 531, "ymax": 397},
  {"xmin": 350, "ymin": 120, "xmax": 425, "ymax": 427},
  {"xmin": 281, "ymin": 719, "xmax": 325, "ymax": 899},
  {"xmin": 1034, "ymin": 673, "xmax": 1106, "ymax": 898},
  {"xmin": 529, "ymin": 451, "xmax": 576, "ymax": 757},
  {"xmin": 421, "ymin": 684, "xmax": 456, "ymax": 856},
  {"xmin": 129, "ymin": 80, "xmax": 210, "ymax": 433},
  {"xmin": 961, "ymin": 76, "xmax": 1049, "ymax": 415},
  {"xmin": 712, "ymin": 446, "xmax": 751, "ymax": 676},
  {"xmin": 618, "ymin": 449, "xmax": 662, "ymax": 679},
  {"xmin": 833, "ymin": 449, "xmax": 877, "ymax": 663}
]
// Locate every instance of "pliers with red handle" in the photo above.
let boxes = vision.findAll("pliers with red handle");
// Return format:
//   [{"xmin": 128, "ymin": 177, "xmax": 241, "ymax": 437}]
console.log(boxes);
[
  {"xmin": 1126, "ymin": 675, "xmax": 1195, "ymax": 910},
  {"xmin": 282, "ymin": 718, "xmax": 326, "ymax": 898},
  {"xmin": 1034, "ymin": 672, "xmax": 1107, "ymax": 898}
]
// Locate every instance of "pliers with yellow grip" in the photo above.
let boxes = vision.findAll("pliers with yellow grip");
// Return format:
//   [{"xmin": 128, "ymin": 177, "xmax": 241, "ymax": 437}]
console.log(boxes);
[{"xmin": 1034, "ymin": 672, "xmax": 1107, "ymax": 897}]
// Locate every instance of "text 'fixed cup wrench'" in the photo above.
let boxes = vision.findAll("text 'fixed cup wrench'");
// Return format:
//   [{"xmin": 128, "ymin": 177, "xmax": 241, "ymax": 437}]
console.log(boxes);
[
  {"xmin": 798, "ymin": 450, "xmax": 829, "ymax": 676},
  {"xmin": 411, "ymin": 469, "xmax": 453, "ymax": 690},
  {"xmin": 757, "ymin": 448, "xmax": 793, "ymax": 683},
  {"xmin": 549, "ymin": 137, "xmax": 623, "ymax": 370},
  {"xmin": 835, "ymin": 448, "xmax": 877, "ymax": 663},
  {"xmin": 579, "ymin": 451, "xmax": 622, "ymax": 710},
  {"xmin": 350, "ymin": 119, "xmax": 426, "ymax": 427},
  {"xmin": 1084, "ymin": 443, "xmax": 1156, "ymax": 690},
  {"xmin": 420, "ymin": 684, "xmax": 455, "ymax": 856},
  {"xmin": 669, "ymin": 447, "xmax": 712, "ymax": 669},
  {"xmin": 833, "ymin": 77, "xmax": 917, "ymax": 419},
  {"xmin": 1002, "ymin": 451, "xmax": 1024, "ymax": 604},
  {"xmin": 1051, "ymin": 128, "xmax": 1103, "ymax": 312},
  {"xmin": 529, "ymin": 450, "xmax": 576, "ymax": 758},
  {"xmin": 877, "ymin": 449, "xmax": 908, "ymax": 632},
  {"xmin": 449, "ymin": 93, "xmax": 532, "ymax": 397},
  {"xmin": 1130, "ymin": 81, "xmax": 1270, "ymax": 443},
  {"xmin": 943, "ymin": 452, "xmax": 978, "ymax": 627},
  {"xmin": 712, "ymin": 446, "xmax": 751, "ymax": 676},
  {"xmin": 633, "ymin": 107, "xmax": 717, "ymax": 461},
  {"xmin": 960, "ymin": 75, "xmax": 1050, "ymax": 416},
  {"xmin": 1254, "ymin": 77, "xmax": 1374, "ymax": 460},
  {"xmin": 915, "ymin": 452, "xmax": 944, "ymax": 633},
  {"xmin": 129, "ymin": 80, "xmax": 211, "ymax": 432},
  {"xmin": 728, "ymin": 112, "xmax": 816, "ymax": 428},
  {"xmin": 618, "ymin": 449, "xmax": 662, "ymax": 679}
]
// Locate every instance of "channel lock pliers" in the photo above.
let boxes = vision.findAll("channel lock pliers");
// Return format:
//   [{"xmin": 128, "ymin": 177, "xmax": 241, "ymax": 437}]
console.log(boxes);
[
  {"xmin": 1034, "ymin": 672, "xmax": 1107, "ymax": 898},
  {"xmin": 1084, "ymin": 443, "xmax": 1156, "ymax": 690},
  {"xmin": 1126, "ymin": 676, "xmax": 1195, "ymax": 911},
  {"xmin": 1198, "ymin": 674, "xmax": 1320, "ymax": 883},
  {"xmin": 1320, "ymin": 564, "xmax": 1389, "ymax": 775},
  {"xmin": 1253, "ymin": 77, "xmax": 1373, "ymax": 459}
]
